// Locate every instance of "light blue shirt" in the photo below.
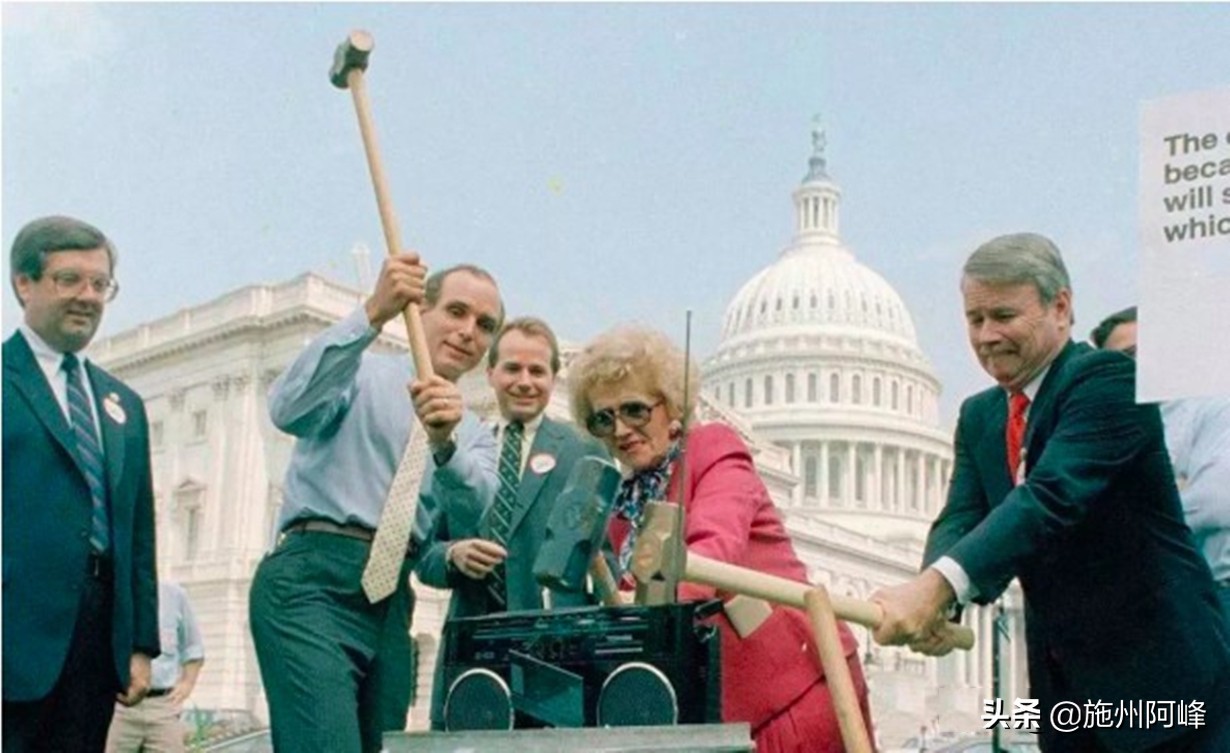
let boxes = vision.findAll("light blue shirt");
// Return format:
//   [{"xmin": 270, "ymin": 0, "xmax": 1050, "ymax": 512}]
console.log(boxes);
[
  {"xmin": 1162, "ymin": 396, "xmax": 1230, "ymax": 584},
  {"xmin": 269, "ymin": 306, "xmax": 497, "ymax": 552},
  {"xmin": 151, "ymin": 581, "xmax": 204, "ymax": 691}
]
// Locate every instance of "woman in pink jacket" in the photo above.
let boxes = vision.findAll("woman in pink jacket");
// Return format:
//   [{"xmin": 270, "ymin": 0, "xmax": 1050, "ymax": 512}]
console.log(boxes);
[{"xmin": 569, "ymin": 324, "xmax": 874, "ymax": 753}]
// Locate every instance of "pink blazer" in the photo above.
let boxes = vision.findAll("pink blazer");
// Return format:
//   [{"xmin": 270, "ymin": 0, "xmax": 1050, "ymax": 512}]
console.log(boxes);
[{"xmin": 609, "ymin": 422, "xmax": 859, "ymax": 729}]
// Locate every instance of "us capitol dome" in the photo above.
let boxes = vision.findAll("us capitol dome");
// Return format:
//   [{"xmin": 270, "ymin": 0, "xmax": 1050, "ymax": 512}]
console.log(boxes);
[{"xmin": 703, "ymin": 123, "xmax": 954, "ymax": 545}]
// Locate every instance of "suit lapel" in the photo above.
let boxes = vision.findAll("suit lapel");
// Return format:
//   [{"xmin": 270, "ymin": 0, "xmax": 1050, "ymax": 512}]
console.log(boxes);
[
  {"xmin": 3, "ymin": 333, "xmax": 86, "ymax": 477},
  {"xmin": 974, "ymin": 390, "xmax": 1014, "ymax": 505},
  {"xmin": 1020, "ymin": 340, "xmax": 1081, "ymax": 473},
  {"xmin": 88, "ymin": 363, "xmax": 127, "ymax": 493},
  {"xmin": 506, "ymin": 418, "xmax": 558, "ymax": 538}
]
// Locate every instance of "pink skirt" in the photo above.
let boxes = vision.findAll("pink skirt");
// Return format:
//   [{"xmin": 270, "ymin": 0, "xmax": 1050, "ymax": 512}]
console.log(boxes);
[{"xmin": 751, "ymin": 652, "xmax": 875, "ymax": 753}]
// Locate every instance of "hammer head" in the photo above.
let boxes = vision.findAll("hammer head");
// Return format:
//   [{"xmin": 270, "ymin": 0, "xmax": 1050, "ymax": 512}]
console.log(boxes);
[
  {"xmin": 532, "ymin": 456, "xmax": 622, "ymax": 593},
  {"xmin": 330, "ymin": 30, "xmax": 374, "ymax": 89},
  {"xmin": 630, "ymin": 502, "xmax": 685, "ymax": 605}
]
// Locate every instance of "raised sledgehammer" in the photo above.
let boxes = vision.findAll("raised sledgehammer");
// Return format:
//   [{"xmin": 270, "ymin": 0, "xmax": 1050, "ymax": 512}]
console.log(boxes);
[{"xmin": 330, "ymin": 30, "xmax": 433, "ymax": 377}]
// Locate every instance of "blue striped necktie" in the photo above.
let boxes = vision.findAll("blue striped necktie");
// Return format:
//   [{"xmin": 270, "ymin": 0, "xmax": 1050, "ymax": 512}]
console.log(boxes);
[
  {"xmin": 486, "ymin": 420, "xmax": 524, "ymax": 610},
  {"xmin": 63, "ymin": 353, "xmax": 110, "ymax": 553}
]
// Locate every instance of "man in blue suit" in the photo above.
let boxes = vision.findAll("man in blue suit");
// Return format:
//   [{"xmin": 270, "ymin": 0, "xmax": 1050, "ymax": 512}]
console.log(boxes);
[
  {"xmin": 3, "ymin": 216, "xmax": 160, "ymax": 752},
  {"xmin": 416, "ymin": 316, "xmax": 608, "ymax": 729},
  {"xmin": 872, "ymin": 233, "xmax": 1230, "ymax": 752}
]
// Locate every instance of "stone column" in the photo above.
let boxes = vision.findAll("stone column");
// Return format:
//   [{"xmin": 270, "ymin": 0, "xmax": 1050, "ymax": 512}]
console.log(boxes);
[
  {"xmin": 845, "ymin": 442, "xmax": 856, "ymax": 506},
  {"xmin": 896, "ymin": 449, "xmax": 906, "ymax": 513},
  {"xmin": 792, "ymin": 442, "xmax": 804, "ymax": 506},
  {"xmin": 914, "ymin": 452, "xmax": 926, "ymax": 512},
  {"xmin": 873, "ymin": 444, "xmax": 884, "ymax": 511},
  {"xmin": 820, "ymin": 441, "xmax": 830, "ymax": 506}
]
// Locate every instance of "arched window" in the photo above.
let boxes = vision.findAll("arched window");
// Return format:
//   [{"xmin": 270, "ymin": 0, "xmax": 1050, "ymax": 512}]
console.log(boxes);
[
  {"xmin": 892, "ymin": 381, "xmax": 899, "ymax": 410},
  {"xmin": 873, "ymin": 377, "xmax": 882, "ymax": 406},
  {"xmin": 764, "ymin": 375, "xmax": 774, "ymax": 406},
  {"xmin": 785, "ymin": 373, "xmax": 796, "ymax": 403},
  {"xmin": 745, "ymin": 378, "xmax": 753, "ymax": 408},
  {"xmin": 173, "ymin": 479, "xmax": 206, "ymax": 562},
  {"xmin": 830, "ymin": 373, "xmax": 841, "ymax": 403},
  {"xmin": 852, "ymin": 374, "xmax": 862, "ymax": 404},
  {"xmin": 808, "ymin": 373, "xmax": 818, "ymax": 401}
]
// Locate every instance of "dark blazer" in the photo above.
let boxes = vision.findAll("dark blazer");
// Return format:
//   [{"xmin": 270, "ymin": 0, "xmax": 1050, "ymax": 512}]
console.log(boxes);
[
  {"xmin": 2, "ymin": 331, "xmax": 160, "ymax": 701},
  {"xmin": 924, "ymin": 341, "xmax": 1230, "ymax": 752},
  {"xmin": 416, "ymin": 415, "xmax": 608, "ymax": 725}
]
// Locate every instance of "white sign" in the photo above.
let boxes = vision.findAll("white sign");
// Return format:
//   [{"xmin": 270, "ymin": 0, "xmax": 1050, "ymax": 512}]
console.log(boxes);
[{"xmin": 1138, "ymin": 86, "xmax": 1230, "ymax": 401}]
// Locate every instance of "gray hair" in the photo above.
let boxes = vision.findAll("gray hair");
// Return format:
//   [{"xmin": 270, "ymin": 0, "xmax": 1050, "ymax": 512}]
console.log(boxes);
[
  {"xmin": 963, "ymin": 233, "xmax": 1071, "ymax": 302},
  {"xmin": 962, "ymin": 232, "xmax": 1073, "ymax": 321}
]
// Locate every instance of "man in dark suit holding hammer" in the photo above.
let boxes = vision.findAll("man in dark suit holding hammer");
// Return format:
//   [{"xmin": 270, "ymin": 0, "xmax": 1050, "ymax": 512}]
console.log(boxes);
[
  {"xmin": 416, "ymin": 316, "xmax": 608, "ymax": 729},
  {"xmin": 871, "ymin": 232, "xmax": 1230, "ymax": 752},
  {"xmin": 3, "ymin": 216, "xmax": 160, "ymax": 752}
]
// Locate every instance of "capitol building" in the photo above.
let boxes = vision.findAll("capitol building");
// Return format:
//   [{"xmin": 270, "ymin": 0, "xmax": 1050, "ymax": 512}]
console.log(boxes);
[{"xmin": 86, "ymin": 126, "xmax": 1027, "ymax": 746}]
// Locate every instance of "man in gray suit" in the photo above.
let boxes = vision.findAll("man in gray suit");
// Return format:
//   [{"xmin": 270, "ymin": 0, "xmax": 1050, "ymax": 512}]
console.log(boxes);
[{"xmin": 416, "ymin": 316, "xmax": 608, "ymax": 729}]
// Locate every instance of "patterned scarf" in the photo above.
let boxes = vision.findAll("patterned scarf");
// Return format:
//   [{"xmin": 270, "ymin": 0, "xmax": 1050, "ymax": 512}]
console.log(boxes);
[{"xmin": 614, "ymin": 442, "xmax": 682, "ymax": 576}]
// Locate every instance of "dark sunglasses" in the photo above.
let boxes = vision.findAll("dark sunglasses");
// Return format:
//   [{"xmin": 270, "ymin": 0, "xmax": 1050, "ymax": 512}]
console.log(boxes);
[{"xmin": 585, "ymin": 400, "xmax": 662, "ymax": 438}]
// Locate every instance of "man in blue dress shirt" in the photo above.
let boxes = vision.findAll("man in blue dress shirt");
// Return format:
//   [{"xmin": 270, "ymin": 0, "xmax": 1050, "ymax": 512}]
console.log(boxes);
[
  {"xmin": 106, "ymin": 581, "xmax": 204, "ymax": 752},
  {"xmin": 1093, "ymin": 305, "xmax": 1230, "ymax": 624},
  {"xmin": 250, "ymin": 253, "xmax": 503, "ymax": 752}
]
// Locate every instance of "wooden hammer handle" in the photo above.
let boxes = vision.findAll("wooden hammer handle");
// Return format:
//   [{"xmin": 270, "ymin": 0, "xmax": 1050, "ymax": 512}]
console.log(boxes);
[
  {"xmin": 589, "ymin": 554, "xmax": 622, "ymax": 608},
  {"xmin": 346, "ymin": 68, "xmax": 434, "ymax": 379},
  {"xmin": 805, "ymin": 588, "xmax": 875, "ymax": 753},
  {"xmin": 687, "ymin": 552, "xmax": 975, "ymax": 651}
]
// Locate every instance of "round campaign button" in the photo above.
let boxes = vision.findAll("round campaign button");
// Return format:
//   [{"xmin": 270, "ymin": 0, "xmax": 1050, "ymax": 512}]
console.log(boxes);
[
  {"xmin": 104, "ymin": 393, "xmax": 127, "ymax": 425},
  {"xmin": 529, "ymin": 453, "xmax": 556, "ymax": 475}
]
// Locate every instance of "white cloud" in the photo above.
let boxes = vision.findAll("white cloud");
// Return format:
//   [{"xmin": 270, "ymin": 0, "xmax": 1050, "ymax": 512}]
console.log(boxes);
[{"xmin": 3, "ymin": 3, "xmax": 123, "ymax": 86}]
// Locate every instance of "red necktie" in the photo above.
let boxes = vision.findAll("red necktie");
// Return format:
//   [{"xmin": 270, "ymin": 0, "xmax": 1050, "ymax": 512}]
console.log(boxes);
[{"xmin": 1006, "ymin": 391, "xmax": 1030, "ymax": 483}]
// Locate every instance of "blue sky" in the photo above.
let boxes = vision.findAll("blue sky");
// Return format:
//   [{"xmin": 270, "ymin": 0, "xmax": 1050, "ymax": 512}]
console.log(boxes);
[{"xmin": 4, "ymin": 3, "xmax": 1229, "ymax": 423}]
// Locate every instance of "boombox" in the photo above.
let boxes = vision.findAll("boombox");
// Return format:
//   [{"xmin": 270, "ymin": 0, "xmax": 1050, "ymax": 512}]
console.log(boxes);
[{"xmin": 439, "ymin": 601, "xmax": 723, "ymax": 731}]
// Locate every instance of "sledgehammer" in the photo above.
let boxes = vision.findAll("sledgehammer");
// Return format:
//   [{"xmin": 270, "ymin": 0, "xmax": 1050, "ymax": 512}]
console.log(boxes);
[{"xmin": 331, "ymin": 30, "xmax": 433, "ymax": 376}]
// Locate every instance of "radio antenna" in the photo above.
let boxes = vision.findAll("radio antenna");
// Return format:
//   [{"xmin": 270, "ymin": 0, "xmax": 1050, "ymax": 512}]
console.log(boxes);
[{"xmin": 673, "ymin": 310, "xmax": 693, "ymax": 504}]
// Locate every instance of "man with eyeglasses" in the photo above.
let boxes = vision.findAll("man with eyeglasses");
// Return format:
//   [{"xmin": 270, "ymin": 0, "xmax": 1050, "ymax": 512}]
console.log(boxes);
[
  {"xmin": 3, "ymin": 216, "xmax": 160, "ymax": 752},
  {"xmin": 416, "ymin": 316, "xmax": 608, "ymax": 730},
  {"xmin": 1092, "ymin": 305, "xmax": 1230, "ymax": 626}
]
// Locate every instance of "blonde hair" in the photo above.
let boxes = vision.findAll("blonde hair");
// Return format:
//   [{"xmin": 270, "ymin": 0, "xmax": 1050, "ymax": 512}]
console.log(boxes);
[{"xmin": 569, "ymin": 324, "xmax": 700, "ymax": 430}]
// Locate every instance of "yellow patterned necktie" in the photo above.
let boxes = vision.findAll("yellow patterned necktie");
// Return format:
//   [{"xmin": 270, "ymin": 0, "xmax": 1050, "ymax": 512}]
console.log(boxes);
[{"xmin": 361, "ymin": 428, "xmax": 429, "ymax": 603}]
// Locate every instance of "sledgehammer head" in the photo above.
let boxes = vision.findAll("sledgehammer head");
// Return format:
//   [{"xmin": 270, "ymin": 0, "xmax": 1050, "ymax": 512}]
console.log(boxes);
[
  {"xmin": 533, "ymin": 456, "xmax": 622, "ymax": 593},
  {"xmin": 330, "ymin": 30, "xmax": 374, "ymax": 89}
]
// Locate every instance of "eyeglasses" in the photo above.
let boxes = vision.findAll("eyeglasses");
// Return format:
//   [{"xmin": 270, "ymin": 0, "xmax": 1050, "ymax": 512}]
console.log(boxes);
[
  {"xmin": 585, "ymin": 399, "xmax": 662, "ymax": 438},
  {"xmin": 48, "ymin": 270, "xmax": 120, "ymax": 302}
]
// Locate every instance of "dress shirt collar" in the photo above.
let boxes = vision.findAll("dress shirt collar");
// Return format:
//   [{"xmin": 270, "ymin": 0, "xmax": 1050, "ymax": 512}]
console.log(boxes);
[
  {"xmin": 19, "ymin": 323, "xmax": 89, "ymax": 373},
  {"xmin": 498, "ymin": 412, "xmax": 545, "ymax": 437},
  {"xmin": 1007, "ymin": 364, "xmax": 1050, "ymax": 405}
]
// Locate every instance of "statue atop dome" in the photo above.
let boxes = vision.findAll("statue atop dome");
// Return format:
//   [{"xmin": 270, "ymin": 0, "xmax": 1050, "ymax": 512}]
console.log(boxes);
[
  {"xmin": 805, "ymin": 113, "xmax": 830, "ymax": 182},
  {"xmin": 811, "ymin": 114, "xmax": 827, "ymax": 159}
]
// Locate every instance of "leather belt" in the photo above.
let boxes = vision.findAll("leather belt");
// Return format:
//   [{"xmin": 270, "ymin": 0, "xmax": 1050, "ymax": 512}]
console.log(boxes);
[
  {"xmin": 87, "ymin": 551, "xmax": 113, "ymax": 581},
  {"xmin": 284, "ymin": 519, "xmax": 419, "ymax": 559},
  {"xmin": 146, "ymin": 688, "xmax": 172, "ymax": 698}
]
